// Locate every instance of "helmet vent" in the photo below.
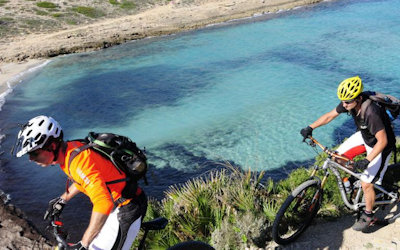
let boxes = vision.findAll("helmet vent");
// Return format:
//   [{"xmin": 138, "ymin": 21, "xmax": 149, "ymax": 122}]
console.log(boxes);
[
  {"xmin": 26, "ymin": 130, "xmax": 32, "ymax": 136},
  {"xmin": 34, "ymin": 133, "xmax": 42, "ymax": 141},
  {"xmin": 48, "ymin": 123, "xmax": 53, "ymax": 131},
  {"xmin": 39, "ymin": 119, "xmax": 45, "ymax": 126}
]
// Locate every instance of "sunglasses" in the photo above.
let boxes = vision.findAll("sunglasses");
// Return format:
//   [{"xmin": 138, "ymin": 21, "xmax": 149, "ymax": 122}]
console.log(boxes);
[
  {"xmin": 28, "ymin": 150, "xmax": 42, "ymax": 158},
  {"xmin": 343, "ymin": 99, "xmax": 356, "ymax": 104}
]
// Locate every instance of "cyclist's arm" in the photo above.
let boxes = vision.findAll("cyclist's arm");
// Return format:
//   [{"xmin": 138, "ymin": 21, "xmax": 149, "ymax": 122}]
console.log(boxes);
[
  {"xmin": 81, "ymin": 211, "xmax": 109, "ymax": 247},
  {"xmin": 366, "ymin": 129, "xmax": 388, "ymax": 162},
  {"xmin": 60, "ymin": 183, "xmax": 81, "ymax": 202},
  {"xmin": 309, "ymin": 108, "xmax": 340, "ymax": 129}
]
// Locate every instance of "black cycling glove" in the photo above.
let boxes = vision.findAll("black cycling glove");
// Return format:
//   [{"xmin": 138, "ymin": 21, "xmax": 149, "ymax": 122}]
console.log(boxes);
[
  {"xmin": 43, "ymin": 197, "xmax": 67, "ymax": 220},
  {"xmin": 300, "ymin": 126, "xmax": 313, "ymax": 140},
  {"xmin": 353, "ymin": 159, "xmax": 370, "ymax": 172},
  {"xmin": 68, "ymin": 241, "xmax": 87, "ymax": 250}
]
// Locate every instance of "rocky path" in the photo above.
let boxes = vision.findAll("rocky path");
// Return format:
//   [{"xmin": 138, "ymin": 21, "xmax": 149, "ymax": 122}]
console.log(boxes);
[{"xmin": 267, "ymin": 204, "xmax": 400, "ymax": 249}]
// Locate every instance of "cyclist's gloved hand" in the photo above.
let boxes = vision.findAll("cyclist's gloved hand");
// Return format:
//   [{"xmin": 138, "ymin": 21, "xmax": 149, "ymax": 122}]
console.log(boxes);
[
  {"xmin": 300, "ymin": 126, "xmax": 313, "ymax": 141},
  {"xmin": 68, "ymin": 241, "xmax": 87, "ymax": 250},
  {"xmin": 43, "ymin": 197, "xmax": 67, "ymax": 220},
  {"xmin": 353, "ymin": 159, "xmax": 370, "ymax": 172}
]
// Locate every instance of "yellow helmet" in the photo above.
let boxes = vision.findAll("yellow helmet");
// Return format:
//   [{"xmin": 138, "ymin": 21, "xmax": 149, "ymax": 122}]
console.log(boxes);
[{"xmin": 337, "ymin": 76, "xmax": 363, "ymax": 101}]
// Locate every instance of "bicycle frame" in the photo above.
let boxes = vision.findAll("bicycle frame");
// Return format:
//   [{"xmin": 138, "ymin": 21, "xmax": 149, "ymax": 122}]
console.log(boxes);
[{"xmin": 307, "ymin": 136, "xmax": 398, "ymax": 212}]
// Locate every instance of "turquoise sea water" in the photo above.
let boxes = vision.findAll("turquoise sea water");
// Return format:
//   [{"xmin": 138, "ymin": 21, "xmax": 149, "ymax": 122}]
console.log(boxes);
[{"xmin": 0, "ymin": 0, "xmax": 399, "ymax": 240}]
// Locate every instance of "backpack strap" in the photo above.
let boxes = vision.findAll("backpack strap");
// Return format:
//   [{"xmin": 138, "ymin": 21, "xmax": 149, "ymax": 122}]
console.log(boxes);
[
  {"xmin": 69, "ymin": 142, "xmax": 129, "ymax": 183},
  {"xmin": 67, "ymin": 141, "xmax": 135, "ymax": 206},
  {"xmin": 360, "ymin": 98, "xmax": 372, "ymax": 121},
  {"xmin": 360, "ymin": 96, "xmax": 397, "ymax": 164},
  {"xmin": 68, "ymin": 143, "xmax": 94, "ymax": 169}
]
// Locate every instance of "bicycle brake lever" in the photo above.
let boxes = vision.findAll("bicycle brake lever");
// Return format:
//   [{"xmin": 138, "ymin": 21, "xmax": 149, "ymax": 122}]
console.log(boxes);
[{"xmin": 307, "ymin": 139, "xmax": 316, "ymax": 147}]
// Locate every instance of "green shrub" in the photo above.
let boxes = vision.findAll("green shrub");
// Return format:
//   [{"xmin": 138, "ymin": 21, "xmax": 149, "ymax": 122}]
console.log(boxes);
[
  {"xmin": 0, "ymin": 0, "xmax": 9, "ymax": 7},
  {"xmin": 138, "ymin": 139, "xmax": 400, "ymax": 249},
  {"xmin": 34, "ymin": 8, "xmax": 48, "ymax": 15},
  {"xmin": 389, "ymin": 139, "xmax": 400, "ymax": 164},
  {"xmin": 72, "ymin": 6, "xmax": 104, "ymax": 18},
  {"xmin": 142, "ymin": 165, "xmax": 271, "ymax": 248},
  {"xmin": 0, "ymin": 17, "xmax": 13, "ymax": 24},
  {"xmin": 211, "ymin": 212, "xmax": 268, "ymax": 250},
  {"xmin": 65, "ymin": 19, "xmax": 78, "ymax": 25},
  {"xmin": 36, "ymin": 1, "xmax": 57, "ymax": 8},
  {"xmin": 52, "ymin": 13, "xmax": 63, "ymax": 18},
  {"xmin": 108, "ymin": 0, "xmax": 136, "ymax": 9},
  {"xmin": 120, "ymin": 1, "xmax": 136, "ymax": 10}
]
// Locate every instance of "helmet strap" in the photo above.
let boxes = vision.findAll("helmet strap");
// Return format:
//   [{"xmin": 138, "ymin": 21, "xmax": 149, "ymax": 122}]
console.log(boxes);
[{"xmin": 52, "ymin": 140, "xmax": 62, "ymax": 162}]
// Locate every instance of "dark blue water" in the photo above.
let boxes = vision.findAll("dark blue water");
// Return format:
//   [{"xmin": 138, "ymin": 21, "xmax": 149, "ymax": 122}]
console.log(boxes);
[{"xmin": 0, "ymin": 0, "xmax": 399, "ymax": 241}]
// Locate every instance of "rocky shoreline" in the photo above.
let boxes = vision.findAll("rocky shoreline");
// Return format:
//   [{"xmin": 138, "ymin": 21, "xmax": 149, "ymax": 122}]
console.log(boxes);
[
  {"xmin": 0, "ymin": 0, "xmax": 325, "ymax": 63},
  {"xmin": 0, "ymin": 200, "xmax": 52, "ymax": 249}
]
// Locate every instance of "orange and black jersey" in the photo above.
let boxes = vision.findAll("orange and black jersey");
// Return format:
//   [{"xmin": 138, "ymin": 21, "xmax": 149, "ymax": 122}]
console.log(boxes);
[{"xmin": 60, "ymin": 141, "xmax": 128, "ymax": 215}]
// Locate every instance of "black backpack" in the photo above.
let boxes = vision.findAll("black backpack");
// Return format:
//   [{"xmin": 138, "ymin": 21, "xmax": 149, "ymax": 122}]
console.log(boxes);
[
  {"xmin": 360, "ymin": 91, "xmax": 400, "ymax": 121},
  {"xmin": 69, "ymin": 132, "xmax": 148, "ymax": 186},
  {"xmin": 360, "ymin": 91, "xmax": 400, "ymax": 164}
]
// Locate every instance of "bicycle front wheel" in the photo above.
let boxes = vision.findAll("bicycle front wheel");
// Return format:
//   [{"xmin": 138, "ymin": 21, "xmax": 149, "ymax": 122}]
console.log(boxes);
[{"xmin": 272, "ymin": 179, "xmax": 323, "ymax": 245}]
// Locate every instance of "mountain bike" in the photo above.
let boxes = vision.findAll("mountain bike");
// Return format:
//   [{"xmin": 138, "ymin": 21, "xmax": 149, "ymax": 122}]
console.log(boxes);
[
  {"xmin": 271, "ymin": 136, "xmax": 400, "ymax": 245},
  {"xmin": 49, "ymin": 215, "xmax": 215, "ymax": 250}
]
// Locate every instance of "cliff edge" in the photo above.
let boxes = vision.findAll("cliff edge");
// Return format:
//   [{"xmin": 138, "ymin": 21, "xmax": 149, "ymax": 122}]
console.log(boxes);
[{"xmin": 0, "ymin": 201, "xmax": 52, "ymax": 250}]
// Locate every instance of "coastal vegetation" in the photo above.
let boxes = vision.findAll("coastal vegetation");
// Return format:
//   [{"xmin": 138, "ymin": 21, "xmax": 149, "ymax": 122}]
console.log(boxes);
[
  {"xmin": 0, "ymin": 0, "xmax": 193, "ymax": 39},
  {"xmin": 36, "ymin": 1, "xmax": 57, "ymax": 8},
  {"xmin": 0, "ymin": 0, "xmax": 9, "ymax": 7},
  {"xmin": 139, "ymin": 140, "xmax": 400, "ymax": 249},
  {"xmin": 71, "ymin": 6, "xmax": 105, "ymax": 18}
]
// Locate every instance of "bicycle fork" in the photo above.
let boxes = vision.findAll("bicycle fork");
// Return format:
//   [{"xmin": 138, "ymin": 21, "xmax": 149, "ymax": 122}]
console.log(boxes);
[{"xmin": 307, "ymin": 165, "xmax": 329, "ymax": 212}]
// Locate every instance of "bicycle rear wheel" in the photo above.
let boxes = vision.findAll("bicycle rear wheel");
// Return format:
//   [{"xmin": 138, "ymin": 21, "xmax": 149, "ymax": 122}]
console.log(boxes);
[{"xmin": 272, "ymin": 179, "xmax": 323, "ymax": 245}]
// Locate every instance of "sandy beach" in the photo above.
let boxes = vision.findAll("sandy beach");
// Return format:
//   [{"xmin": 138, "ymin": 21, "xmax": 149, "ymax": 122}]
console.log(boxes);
[
  {"xmin": 0, "ymin": 0, "xmax": 324, "ymax": 94},
  {"xmin": 0, "ymin": 59, "xmax": 49, "ymax": 96}
]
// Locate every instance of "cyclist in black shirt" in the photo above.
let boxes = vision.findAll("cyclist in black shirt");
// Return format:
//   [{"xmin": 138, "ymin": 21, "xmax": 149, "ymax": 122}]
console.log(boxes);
[{"xmin": 300, "ymin": 76, "xmax": 395, "ymax": 232}]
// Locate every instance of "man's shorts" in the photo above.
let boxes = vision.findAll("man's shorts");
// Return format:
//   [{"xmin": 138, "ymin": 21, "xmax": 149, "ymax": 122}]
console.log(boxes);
[{"xmin": 336, "ymin": 131, "xmax": 392, "ymax": 185}]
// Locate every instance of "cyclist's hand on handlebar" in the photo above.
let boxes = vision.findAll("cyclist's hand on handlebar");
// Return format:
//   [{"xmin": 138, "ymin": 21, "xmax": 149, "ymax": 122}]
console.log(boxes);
[
  {"xmin": 68, "ymin": 241, "xmax": 87, "ymax": 250},
  {"xmin": 44, "ymin": 197, "xmax": 67, "ymax": 221},
  {"xmin": 300, "ymin": 126, "xmax": 313, "ymax": 141},
  {"xmin": 353, "ymin": 159, "xmax": 370, "ymax": 172}
]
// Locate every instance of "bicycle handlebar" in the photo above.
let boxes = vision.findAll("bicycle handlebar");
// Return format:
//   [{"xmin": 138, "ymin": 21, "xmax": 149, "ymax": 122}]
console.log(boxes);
[{"xmin": 306, "ymin": 136, "xmax": 353, "ymax": 163}]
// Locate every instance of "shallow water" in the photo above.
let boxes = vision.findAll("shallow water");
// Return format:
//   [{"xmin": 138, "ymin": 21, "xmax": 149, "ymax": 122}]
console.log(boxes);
[{"xmin": 0, "ymin": 0, "xmax": 399, "ymax": 241}]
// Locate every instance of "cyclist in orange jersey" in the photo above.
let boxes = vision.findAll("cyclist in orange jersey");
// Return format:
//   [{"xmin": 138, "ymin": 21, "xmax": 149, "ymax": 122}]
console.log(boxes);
[{"xmin": 13, "ymin": 115, "xmax": 147, "ymax": 250}]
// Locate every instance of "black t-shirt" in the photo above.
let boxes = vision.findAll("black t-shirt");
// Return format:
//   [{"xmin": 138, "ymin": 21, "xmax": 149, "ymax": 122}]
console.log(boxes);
[{"xmin": 336, "ymin": 93, "xmax": 395, "ymax": 149}]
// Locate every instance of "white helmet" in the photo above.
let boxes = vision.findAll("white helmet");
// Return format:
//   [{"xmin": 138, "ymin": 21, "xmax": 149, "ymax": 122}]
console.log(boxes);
[{"xmin": 14, "ymin": 115, "xmax": 63, "ymax": 157}]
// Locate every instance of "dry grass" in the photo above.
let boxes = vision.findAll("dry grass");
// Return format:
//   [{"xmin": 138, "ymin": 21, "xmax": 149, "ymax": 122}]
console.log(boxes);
[{"xmin": 0, "ymin": 0, "xmax": 201, "ymax": 39}]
